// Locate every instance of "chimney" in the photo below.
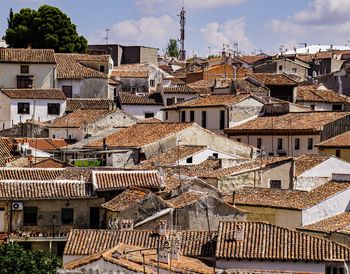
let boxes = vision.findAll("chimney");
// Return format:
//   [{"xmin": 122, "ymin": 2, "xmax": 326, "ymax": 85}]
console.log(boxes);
[
  {"xmin": 103, "ymin": 138, "xmax": 108, "ymax": 151},
  {"xmin": 159, "ymin": 249, "xmax": 170, "ymax": 264},
  {"xmin": 232, "ymin": 190, "xmax": 236, "ymax": 206},
  {"xmin": 158, "ymin": 220, "xmax": 167, "ymax": 236},
  {"xmin": 119, "ymin": 219, "xmax": 133, "ymax": 231},
  {"xmin": 234, "ymin": 223, "xmax": 245, "ymax": 241}
]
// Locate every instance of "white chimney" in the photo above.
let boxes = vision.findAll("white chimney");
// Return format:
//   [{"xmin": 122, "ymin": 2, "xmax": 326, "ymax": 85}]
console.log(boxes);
[
  {"xmin": 119, "ymin": 219, "xmax": 134, "ymax": 231},
  {"xmin": 158, "ymin": 220, "xmax": 167, "ymax": 236}
]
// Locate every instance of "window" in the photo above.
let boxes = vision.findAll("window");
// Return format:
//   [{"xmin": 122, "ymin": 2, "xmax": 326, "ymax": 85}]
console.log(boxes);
[
  {"xmin": 165, "ymin": 111, "xmax": 168, "ymax": 120},
  {"xmin": 186, "ymin": 157, "xmax": 193, "ymax": 164},
  {"xmin": 257, "ymin": 138, "xmax": 262, "ymax": 149},
  {"xmin": 308, "ymin": 138, "xmax": 313, "ymax": 150},
  {"xmin": 326, "ymin": 266, "xmax": 345, "ymax": 274},
  {"xmin": 294, "ymin": 138, "xmax": 300, "ymax": 150},
  {"xmin": 310, "ymin": 104, "xmax": 316, "ymax": 110},
  {"xmin": 166, "ymin": 98, "xmax": 174, "ymax": 106},
  {"xmin": 270, "ymin": 180, "xmax": 282, "ymax": 189},
  {"xmin": 150, "ymin": 80, "xmax": 155, "ymax": 87},
  {"xmin": 177, "ymin": 98, "xmax": 185, "ymax": 103},
  {"xmin": 279, "ymin": 65, "xmax": 283, "ymax": 71},
  {"xmin": 23, "ymin": 207, "xmax": 37, "ymax": 226},
  {"xmin": 236, "ymin": 138, "xmax": 241, "ymax": 142},
  {"xmin": 277, "ymin": 138, "xmax": 283, "ymax": 150},
  {"xmin": 201, "ymin": 111, "xmax": 207, "ymax": 128},
  {"xmin": 61, "ymin": 208, "xmax": 74, "ymax": 224},
  {"xmin": 332, "ymin": 104, "xmax": 343, "ymax": 111},
  {"xmin": 336, "ymin": 149, "xmax": 341, "ymax": 158},
  {"xmin": 212, "ymin": 153, "xmax": 219, "ymax": 159},
  {"xmin": 47, "ymin": 103, "xmax": 60, "ymax": 115},
  {"xmin": 18, "ymin": 103, "xmax": 30, "ymax": 114},
  {"xmin": 113, "ymin": 88, "xmax": 117, "ymax": 99},
  {"xmin": 220, "ymin": 110, "xmax": 225, "ymax": 130},
  {"xmin": 52, "ymin": 134, "xmax": 56, "ymax": 139},
  {"xmin": 181, "ymin": 111, "xmax": 186, "ymax": 122},
  {"xmin": 20, "ymin": 65, "xmax": 29, "ymax": 74},
  {"xmin": 145, "ymin": 112, "xmax": 154, "ymax": 118},
  {"xmin": 190, "ymin": 111, "xmax": 195, "ymax": 122},
  {"xmin": 99, "ymin": 65, "xmax": 105, "ymax": 72},
  {"xmin": 17, "ymin": 76, "xmax": 33, "ymax": 88},
  {"xmin": 292, "ymin": 68, "xmax": 297, "ymax": 73},
  {"xmin": 62, "ymin": 85, "xmax": 73, "ymax": 98}
]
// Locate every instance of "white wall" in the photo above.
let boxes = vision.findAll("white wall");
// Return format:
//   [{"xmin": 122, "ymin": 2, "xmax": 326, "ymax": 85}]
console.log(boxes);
[
  {"xmin": 0, "ymin": 93, "xmax": 12, "ymax": 129},
  {"xmin": 49, "ymin": 128, "xmax": 83, "ymax": 140},
  {"xmin": 0, "ymin": 63, "xmax": 56, "ymax": 88},
  {"xmin": 300, "ymin": 157, "xmax": 350, "ymax": 177},
  {"xmin": 162, "ymin": 93, "xmax": 197, "ymax": 106},
  {"xmin": 122, "ymin": 105, "xmax": 164, "ymax": 120},
  {"xmin": 300, "ymin": 102, "xmax": 343, "ymax": 111},
  {"xmin": 57, "ymin": 78, "xmax": 110, "ymax": 99},
  {"xmin": 178, "ymin": 148, "xmax": 239, "ymax": 165},
  {"xmin": 231, "ymin": 135, "xmax": 320, "ymax": 156},
  {"xmin": 302, "ymin": 188, "xmax": 350, "ymax": 225}
]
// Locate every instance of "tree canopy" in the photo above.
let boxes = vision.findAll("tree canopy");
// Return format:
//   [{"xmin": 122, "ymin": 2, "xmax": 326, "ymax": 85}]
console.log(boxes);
[
  {"xmin": 0, "ymin": 242, "xmax": 61, "ymax": 274},
  {"xmin": 5, "ymin": 5, "xmax": 87, "ymax": 53},
  {"xmin": 166, "ymin": 38, "xmax": 179, "ymax": 58}
]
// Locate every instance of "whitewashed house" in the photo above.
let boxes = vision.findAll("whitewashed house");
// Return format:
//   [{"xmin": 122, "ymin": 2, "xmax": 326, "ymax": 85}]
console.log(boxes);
[
  {"xmin": 0, "ymin": 48, "xmax": 56, "ymax": 89},
  {"xmin": 163, "ymin": 93, "xmax": 265, "ymax": 133},
  {"xmin": 161, "ymin": 85, "xmax": 199, "ymax": 106},
  {"xmin": 55, "ymin": 53, "xmax": 113, "ymax": 99},
  {"xmin": 0, "ymin": 88, "xmax": 66, "ymax": 130}
]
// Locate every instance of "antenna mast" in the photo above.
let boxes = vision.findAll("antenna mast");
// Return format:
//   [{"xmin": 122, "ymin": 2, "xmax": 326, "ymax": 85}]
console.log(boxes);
[{"xmin": 178, "ymin": 3, "xmax": 186, "ymax": 61}]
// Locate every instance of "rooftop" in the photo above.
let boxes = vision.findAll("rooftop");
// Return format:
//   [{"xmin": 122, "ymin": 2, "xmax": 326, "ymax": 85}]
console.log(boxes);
[
  {"xmin": 111, "ymin": 63, "xmax": 149, "ymax": 78},
  {"xmin": 0, "ymin": 138, "xmax": 20, "ymax": 167},
  {"xmin": 66, "ymin": 98, "xmax": 114, "ymax": 112},
  {"xmin": 163, "ymin": 85, "xmax": 198, "ymax": 94},
  {"xmin": 0, "ymin": 167, "xmax": 62, "ymax": 181},
  {"xmin": 248, "ymin": 73, "xmax": 297, "ymax": 86},
  {"xmin": 297, "ymin": 86, "xmax": 350, "ymax": 103},
  {"xmin": 15, "ymin": 138, "xmax": 68, "ymax": 151},
  {"xmin": 316, "ymin": 131, "xmax": 350, "ymax": 148},
  {"xmin": 294, "ymin": 154, "xmax": 331, "ymax": 176},
  {"xmin": 1, "ymin": 89, "xmax": 66, "ymax": 100},
  {"xmin": 0, "ymin": 48, "xmax": 56, "ymax": 64},
  {"xmin": 118, "ymin": 92, "xmax": 163, "ymax": 105},
  {"xmin": 300, "ymin": 212, "xmax": 350, "ymax": 234},
  {"xmin": 165, "ymin": 191, "xmax": 207, "ymax": 209}
]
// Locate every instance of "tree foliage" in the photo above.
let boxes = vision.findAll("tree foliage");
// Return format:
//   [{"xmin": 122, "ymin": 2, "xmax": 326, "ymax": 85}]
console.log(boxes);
[
  {"xmin": 5, "ymin": 5, "xmax": 87, "ymax": 53},
  {"xmin": 166, "ymin": 38, "xmax": 179, "ymax": 58},
  {"xmin": 0, "ymin": 242, "xmax": 62, "ymax": 274}
]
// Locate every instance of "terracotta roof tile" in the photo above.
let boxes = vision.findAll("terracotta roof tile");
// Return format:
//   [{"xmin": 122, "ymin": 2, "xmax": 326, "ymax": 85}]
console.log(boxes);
[
  {"xmin": 316, "ymin": 131, "xmax": 350, "ymax": 148},
  {"xmin": 93, "ymin": 170, "xmax": 163, "ymax": 191},
  {"xmin": 55, "ymin": 53, "xmax": 108, "ymax": 80},
  {"xmin": 86, "ymin": 122, "xmax": 191, "ymax": 148},
  {"xmin": 187, "ymin": 79, "xmax": 214, "ymax": 94},
  {"xmin": 0, "ymin": 48, "xmax": 55, "ymax": 63},
  {"xmin": 297, "ymin": 86, "xmax": 350, "ymax": 103},
  {"xmin": 163, "ymin": 86, "xmax": 198, "ymax": 94},
  {"xmin": 48, "ymin": 109, "xmax": 115, "ymax": 128},
  {"xmin": 0, "ymin": 180, "xmax": 91, "ymax": 200},
  {"xmin": 0, "ymin": 167, "xmax": 62, "ymax": 180},
  {"xmin": 294, "ymin": 154, "xmax": 331, "ymax": 176},
  {"xmin": 0, "ymin": 138, "xmax": 20, "ymax": 167},
  {"xmin": 66, "ymin": 98, "xmax": 114, "ymax": 112},
  {"xmin": 234, "ymin": 181, "xmax": 350, "ymax": 210},
  {"xmin": 55, "ymin": 168, "xmax": 92, "ymax": 181},
  {"xmin": 164, "ymin": 93, "xmax": 254, "ymax": 110},
  {"xmin": 64, "ymin": 229, "xmax": 216, "ymax": 258},
  {"xmin": 111, "ymin": 63, "xmax": 149, "ymax": 78},
  {"xmin": 216, "ymin": 221, "xmax": 350, "ymax": 261},
  {"xmin": 165, "ymin": 191, "xmax": 207, "ymax": 209},
  {"xmin": 6, "ymin": 157, "xmax": 70, "ymax": 168},
  {"xmin": 118, "ymin": 92, "xmax": 163, "ymax": 105},
  {"xmin": 226, "ymin": 112, "xmax": 350, "ymax": 133},
  {"xmin": 301, "ymin": 212, "xmax": 350, "ymax": 233},
  {"xmin": 1, "ymin": 89, "xmax": 65, "ymax": 100},
  {"xmin": 248, "ymin": 73, "xmax": 297, "ymax": 86},
  {"xmin": 15, "ymin": 138, "xmax": 68, "ymax": 151},
  {"xmin": 238, "ymin": 55, "xmax": 268, "ymax": 65},
  {"xmin": 101, "ymin": 188, "xmax": 150, "ymax": 211}
]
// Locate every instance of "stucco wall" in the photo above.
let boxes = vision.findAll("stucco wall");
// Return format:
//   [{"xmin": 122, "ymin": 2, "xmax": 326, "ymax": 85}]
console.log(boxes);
[
  {"xmin": 319, "ymin": 147, "xmax": 350, "ymax": 162},
  {"xmin": 57, "ymin": 78, "xmax": 110, "ymax": 99},
  {"xmin": 0, "ymin": 93, "xmax": 12, "ymax": 129},
  {"xmin": 122, "ymin": 104, "xmax": 164, "ymax": 120}
]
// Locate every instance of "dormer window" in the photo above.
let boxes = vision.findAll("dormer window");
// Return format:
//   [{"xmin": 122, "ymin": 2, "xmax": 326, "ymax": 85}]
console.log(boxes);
[{"xmin": 21, "ymin": 65, "xmax": 29, "ymax": 74}]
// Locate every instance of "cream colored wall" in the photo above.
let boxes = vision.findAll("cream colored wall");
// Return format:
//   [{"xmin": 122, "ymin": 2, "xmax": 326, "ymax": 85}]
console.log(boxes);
[
  {"xmin": 319, "ymin": 147, "xmax": 350, "ymax": 162},
  {"xmin": 0, "ymin": 93, "xmax": 12, "ymax": 129}
]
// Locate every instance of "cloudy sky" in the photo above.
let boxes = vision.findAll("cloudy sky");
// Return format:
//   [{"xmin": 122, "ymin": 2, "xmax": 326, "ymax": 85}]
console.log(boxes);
[{"xmin": 1, "ymin": 0, "xmax": 350, "ymax": 56}]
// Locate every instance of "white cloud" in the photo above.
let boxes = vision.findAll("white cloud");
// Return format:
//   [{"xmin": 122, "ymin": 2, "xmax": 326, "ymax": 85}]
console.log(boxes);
[
  {"xmin": 134, "ymin": 0, "xmax": 245, "ymax": 14},
  {"xmin": 200, "ymin": 17, "xmax": 254, "ymax": 55},
  {"xmin": 90, "ymin": 15, "xmax": 177, "ymax": 49},
  {"xmin": 267, "ymin": 0, "xmax": 350, "ymax": 48}
]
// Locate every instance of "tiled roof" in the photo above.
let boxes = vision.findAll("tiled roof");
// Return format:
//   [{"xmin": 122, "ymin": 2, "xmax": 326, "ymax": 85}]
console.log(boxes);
[
  {"xmin": 225, "ymin": 112, "xmax": 350, "ymax": 133},
  {"xmin": 111, "ymin": 63, "xmax": 149, "ymax": 78},
  {"xmin": 66, "ymin": 98, "xmax": 114, "ymax": 112},
  {"xmin": 294, "ymin": 154, "xmax": 331, "ymax": 176},
  {"xmin": 0, "ymin": 138, "xmax": 20, "ymax": 167},
  {"xmin": 216, "ymin": 221, "xmax": 350, "ymax": 262},
  {"xmin": 55, "ymin": 53, "xmax": 108, "ymax": 80},
  {"xmin": 163, "ymin": 86, "xmax": 198, "ymax": 94},
  {"xmin": 93, "ymin": 170, "xmax": 163, "ymax": 191},
  {"xmin": 64, "ymin": 229, "xmax": 215, "ymax": 258},
  {"xmin": 188, "ymin": 80, "xmax": 214, "ymax": 94},
  {"xmin": 6, "ymin": 157, "xmax": 70, "ymax": 168},
  {"xmin": 55, "ymin": 168, "xmax": 92, "ymax": 181},
  {"xmin": 248, "ymin": 73, "xmax": 297, "ymax": 86},
  {"xmin": 301, "ymin": 212, "xmax": 350, "ymax": 233},
  {"xmin": 48, "ymin": 109, "xmax": 115, "ymax": 128},
  {"xmin": 1, "ymin": 89, "xmax": 66, "ymax": 100},
  {"xmin": 141, "ymin": 145, "xmax": 206, "ymax": 167},
  {"xmin": 15, "ymin": 138, "xmax": 68, "ymax": 151},
  {"xmin": 234, "ymin": 181, "xmax": 350, "ymax": 210},
  {"xmin": 0, "ymin": 48, "xmax": 55, "ymax": 63},
  {"xmin": 101, "ymin": 188, "xmax": 150, "ymax": 212},
  {"xmin": 237, "ymin": 55, "xmax": 268, "ymax": 65},
  {"xmin": 118, "ymin": 92, "xmax": 163, "ymax": 105},
  {"xmin": 165, "ymin": 191, "xmax": 207, "ymax": 209},
  {"xmin": 0, "ymin": 180, "xmax": 91, "ymax": 200},
  {"xmin": 86, "ymin": 122, "xmax": 191, "ymax": 148},
  {"xmin": 168, "ymin": 77, "xmax": 186, "ymax": 85},
  {"xmin": 297, "ymin": 86, "xmax": 350, "ymax": 103},
  {"xmin": 0, "ymin": 167, "xmax": 62, "ymax": 180},
  {"xmin": 316, "ymin": 131, "xmax": 350, "ymax": 148},
  {"xmin": 164, "ymin": 94, "xmax": 254, "ymax": 110},
  {"xmin": 201, "ymin": 157, "xmax": 291, "ymax": 179},
  {"xmin": 236, "ymin": 79, "xmax": 270, "ymax": 94}
]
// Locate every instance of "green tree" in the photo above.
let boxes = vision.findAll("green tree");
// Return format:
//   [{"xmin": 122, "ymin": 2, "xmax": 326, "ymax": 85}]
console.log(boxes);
[
  {"xmin": 0, "ymin": 242, "xmax": 62, "ymax": 274},
  {"xmin": 5, "ymin": 5, "xmax": 87, "ymax": 53},
  {"xmin": 166, "ymin": 38, "xmax": 179, "ymax": 58}
]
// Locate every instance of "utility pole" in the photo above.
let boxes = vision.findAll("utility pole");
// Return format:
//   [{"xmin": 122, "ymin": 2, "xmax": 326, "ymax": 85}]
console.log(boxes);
[
  {"xmin": 104, "ymin": 28, "xmax": 110, "ymax": 45},
  {"xmin": 178, "ymin": 4, "xmax": 186, "ymax": 61}
]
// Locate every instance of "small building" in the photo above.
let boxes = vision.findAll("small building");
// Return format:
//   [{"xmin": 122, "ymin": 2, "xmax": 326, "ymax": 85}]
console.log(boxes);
[
  {"xmin": 163, "ymin": 93, "xmax": 265, "ymax": 133},
  {"xmin": 225, "ymin": 111, "xmax": 350, "ymax": 156},
  {"xmin": 0, "ymin": 48, "xmax": 56, "ymax": 89},
  {"xmin": 0, "ymin": 88, "xmax": 66, "ymax": 130},
  {"xmin": 162, "ymin": 85, "xmax": 198, "ymax": 106},
  {"xmin": 65, "ymin": 98, "xmax": 115, "ymax": 114},
  {"xmin": 316, "ymin": 131, "xmax": 350, "ymax": 162}
]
